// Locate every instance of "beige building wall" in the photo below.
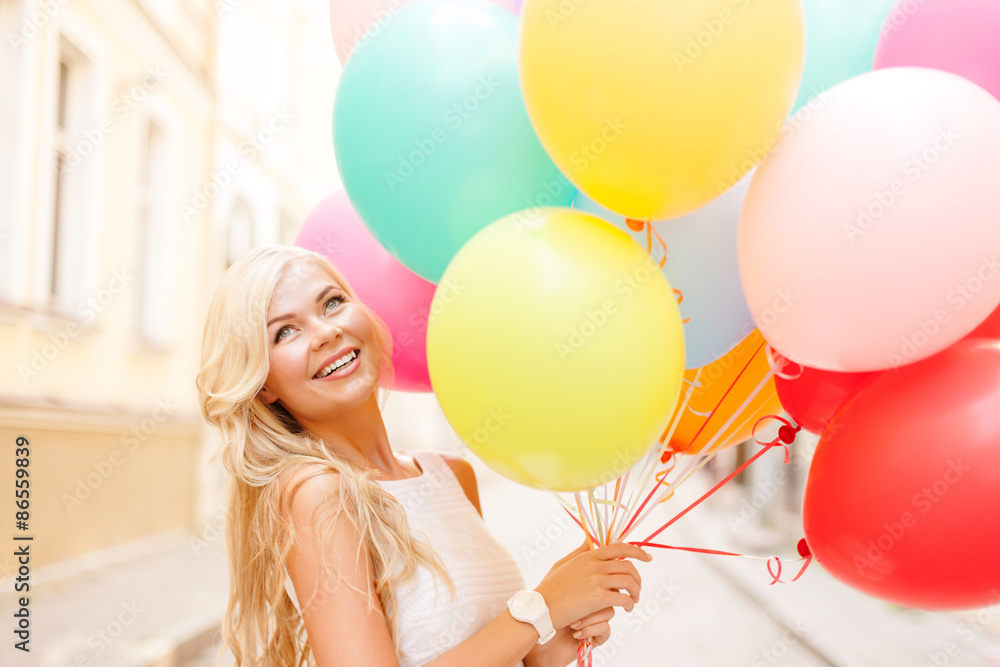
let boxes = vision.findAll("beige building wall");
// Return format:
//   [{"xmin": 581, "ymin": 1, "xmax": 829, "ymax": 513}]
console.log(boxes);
[{"xmin": 0, "ymin": 0, "xmax": 219, "ymax": 571}]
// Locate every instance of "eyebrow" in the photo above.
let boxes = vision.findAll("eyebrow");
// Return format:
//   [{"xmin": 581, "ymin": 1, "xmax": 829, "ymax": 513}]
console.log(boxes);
[{"xmin": 266, "ymin": 285, "xmax": 337, "ymax": 328}]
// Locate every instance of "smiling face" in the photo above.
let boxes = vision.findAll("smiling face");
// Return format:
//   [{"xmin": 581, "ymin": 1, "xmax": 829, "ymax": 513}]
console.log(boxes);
[{"xmin": 258, "ymin": 260, "xmax": 382, "ymax": 425}]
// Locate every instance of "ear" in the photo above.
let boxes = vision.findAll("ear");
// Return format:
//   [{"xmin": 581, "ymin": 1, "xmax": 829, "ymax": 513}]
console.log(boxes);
[{"xmin": 259, "ymin": 385, "xmax": 279, "ymax": 405}]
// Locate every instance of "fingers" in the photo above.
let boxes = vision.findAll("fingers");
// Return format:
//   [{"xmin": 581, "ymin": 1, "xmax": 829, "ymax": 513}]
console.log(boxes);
[
  {"xmin": 573, "ymin": 621, "xmax": 611, "ymax": 642},
  {"xmin": 570, "ymin": 607, "xmax": 614, "ymax": 631},
  {"xmin": 601, "ymin": 558, "xmax": 642, "ymax": 590},
  {"xmin": 602, "ymin": 590, "xmax": 636, "ymax": 613},
  {"xmin": 602, "ymin": 574, "xmax": 640, "ymax": 603},
  {"xmin": 591, "ymin": 542, "xmax": 652, "ymax": 563}
]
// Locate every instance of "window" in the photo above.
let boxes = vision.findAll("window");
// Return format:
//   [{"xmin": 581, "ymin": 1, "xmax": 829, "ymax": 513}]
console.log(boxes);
[
  {"xmin": 135, "ymin": 116, "xmax": 176, "ymax": 348},
  {"xmin": 38, "ymin": 35, "xmax": 96, "ymax": 314}
]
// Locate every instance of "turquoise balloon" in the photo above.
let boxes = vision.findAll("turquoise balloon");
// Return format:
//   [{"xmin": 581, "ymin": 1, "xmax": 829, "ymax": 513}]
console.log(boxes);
[
  {"xmin": 574, "ymin": 177, "xmax": 755, "ymax": 370},
  {"xmin": 793, "ymin": 0, "xmax": 897, "ymax": 112},
  {"xmin": 333, "ymin": 0, "xmax": 574, "ymax": 283}
]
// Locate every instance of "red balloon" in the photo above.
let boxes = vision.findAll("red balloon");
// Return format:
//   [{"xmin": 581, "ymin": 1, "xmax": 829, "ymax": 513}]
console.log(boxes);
[
  {"xmin": 803, "ymin": 340, "xmax": 1000, "ymax": 610},
  {"xmin": 774, "ymin": 364, "xmax": 879, "ymax": 434},
  {"xmin": 967, "ymin": 303, "xmax": 1000, "ymax": 339}
]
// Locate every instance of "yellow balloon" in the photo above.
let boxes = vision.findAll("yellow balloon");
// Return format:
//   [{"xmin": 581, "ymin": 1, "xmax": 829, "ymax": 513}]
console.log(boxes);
[
  {"xmin": 427, "ymin": 208, "xmax": 685, "ymax": 491},
  {"xmin": 519, "ymin": 0, "xmax": 804, "ymax": 220}
]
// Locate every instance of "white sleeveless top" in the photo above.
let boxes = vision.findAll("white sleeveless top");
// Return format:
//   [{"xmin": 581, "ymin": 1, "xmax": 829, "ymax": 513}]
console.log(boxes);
[{"xmin": 285, "ymin": 451, "xmax": 527, "ymax": 667}]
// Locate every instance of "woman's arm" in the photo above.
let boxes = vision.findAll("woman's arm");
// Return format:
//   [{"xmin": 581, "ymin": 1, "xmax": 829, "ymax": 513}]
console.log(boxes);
[{"xmin": 287, "ymin": 472, "xmax": 649, "ymax": 667}]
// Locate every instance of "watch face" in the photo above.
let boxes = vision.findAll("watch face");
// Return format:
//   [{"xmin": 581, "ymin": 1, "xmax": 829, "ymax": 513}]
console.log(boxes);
[{"xmin": 523, "ymin": 597, "xmax": 545, "ymax": 616}]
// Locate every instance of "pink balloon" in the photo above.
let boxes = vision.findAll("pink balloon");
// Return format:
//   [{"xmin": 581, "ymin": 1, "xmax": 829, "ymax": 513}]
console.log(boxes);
[
  {"xmin": 875, "ymin": 0, "xmax": 1000, "ymax": 102},
  {"xmin": 329, "ymin": 0, "xmax": 518, "ymax": 67},
  {"xmin": 295, "ymin": 191, "xmax": 435, "ymax": 393},
  {"xmin": 739, "ymin": 68, "xmax": 1000, "ymax": 372}
]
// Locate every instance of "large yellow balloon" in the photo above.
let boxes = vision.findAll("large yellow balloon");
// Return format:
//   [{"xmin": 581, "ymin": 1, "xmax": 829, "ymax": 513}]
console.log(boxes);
[
  {"xmin": 519, "ymin": 0, "xmax": 804, "ymax": 220},
  {"xmin": 667, "ymin": 329, "xmax": 782, "ymax": 455},
  {"xmin": 427, "ymin": 208, "xmax": 685, "ymax": 491}
]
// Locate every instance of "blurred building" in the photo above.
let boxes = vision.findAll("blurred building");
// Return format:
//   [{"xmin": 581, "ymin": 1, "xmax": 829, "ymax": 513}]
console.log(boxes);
[{"xmin": 0, "ymin": 0, "xmax": 339, "ymax": 582}]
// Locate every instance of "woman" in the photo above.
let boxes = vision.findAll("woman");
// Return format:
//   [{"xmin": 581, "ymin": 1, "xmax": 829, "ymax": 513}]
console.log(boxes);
[{"xmin": 195, "ymin": 245, "xmax": 650, "ymax": 666}]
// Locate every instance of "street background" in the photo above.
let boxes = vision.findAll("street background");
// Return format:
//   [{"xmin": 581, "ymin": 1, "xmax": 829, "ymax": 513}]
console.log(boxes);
[{"xmin": 1, "ymin": 0, "xmax": 999, "ymax": 665}]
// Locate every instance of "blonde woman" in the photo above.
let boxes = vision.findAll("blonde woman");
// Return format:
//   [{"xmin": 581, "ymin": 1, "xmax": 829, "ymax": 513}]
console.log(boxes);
[{"xmin": 196, "ymin": 245, "xmax": 651, "ymax": 666}]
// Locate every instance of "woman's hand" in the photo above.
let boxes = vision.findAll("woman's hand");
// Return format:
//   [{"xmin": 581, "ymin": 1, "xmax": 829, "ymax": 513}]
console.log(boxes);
[
  {"xmin": 533, "ymin": 541, "xmax": 651, "ymax": 631},
  {"xmin": 523, "ymin": 607, "xmax": 615, "ymax": 667}
]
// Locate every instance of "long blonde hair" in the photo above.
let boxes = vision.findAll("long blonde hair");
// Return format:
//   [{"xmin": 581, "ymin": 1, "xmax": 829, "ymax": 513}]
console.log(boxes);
[{"xmin": 195, "ymin": 245, "xmax": 452, "ymax": 666}]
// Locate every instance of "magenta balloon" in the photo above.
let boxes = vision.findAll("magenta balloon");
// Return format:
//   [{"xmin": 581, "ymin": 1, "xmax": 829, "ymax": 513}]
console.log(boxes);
[
  {"xmin": 295, "ymin": 191, "xmax": 434, "ymax": 393},
  {"xmin": 875, "ymin": 0, "xmax": 1000, "ymax": 102}
]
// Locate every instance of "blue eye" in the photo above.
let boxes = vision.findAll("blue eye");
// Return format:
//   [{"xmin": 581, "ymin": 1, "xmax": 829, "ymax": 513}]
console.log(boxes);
[
  {"xmin": 325, "ymin": 295, "xmax": 345, "ymax": 311},
  {"xmin": 274, "ymin": 326, "xmax": 291, "ymax": 343}
]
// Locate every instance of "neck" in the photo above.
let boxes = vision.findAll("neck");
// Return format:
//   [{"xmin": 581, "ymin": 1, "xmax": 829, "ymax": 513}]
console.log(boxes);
[{"xmin": 297, "ymin": 392, "xmax": 403, "ymax": 478}]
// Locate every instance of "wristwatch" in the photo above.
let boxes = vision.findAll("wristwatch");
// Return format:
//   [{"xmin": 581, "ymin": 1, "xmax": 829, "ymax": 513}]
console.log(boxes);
[{"xmin": 506, "ymin": 589, "xmax": 557, "ymax": 644}]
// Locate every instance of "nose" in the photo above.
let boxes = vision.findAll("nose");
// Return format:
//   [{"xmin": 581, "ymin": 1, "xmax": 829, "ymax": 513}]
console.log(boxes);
[{"xmin": 310, "ymin": 315, "xmax": 343, "ymax": 351}]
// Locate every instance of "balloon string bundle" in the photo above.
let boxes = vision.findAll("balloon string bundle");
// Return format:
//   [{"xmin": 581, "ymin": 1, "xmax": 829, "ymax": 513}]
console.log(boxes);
[{"xmin": 555, "ymin": 346, "xmax": 811, "ymax": 666}]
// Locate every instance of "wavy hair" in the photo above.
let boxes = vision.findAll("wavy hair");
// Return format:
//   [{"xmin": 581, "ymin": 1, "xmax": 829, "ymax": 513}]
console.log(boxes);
[{"xmin": 195, "ymin": 245, "xmax": 453, "ymax": 666}]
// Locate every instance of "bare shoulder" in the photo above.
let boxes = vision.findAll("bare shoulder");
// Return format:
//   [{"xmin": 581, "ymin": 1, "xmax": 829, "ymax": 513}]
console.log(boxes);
[
  {"xmin": 436, "ymin": 452, "xmax": 482, "ymax": 517},
  {"xmin": 280, "ymin": 465, "xmax": 344, "ymax": 527}
]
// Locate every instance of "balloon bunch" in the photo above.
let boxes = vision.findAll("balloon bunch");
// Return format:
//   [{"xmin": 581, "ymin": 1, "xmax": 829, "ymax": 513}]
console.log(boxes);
[
  {"xmin": 300, "ymin": 0, "xmax": 1000, "ymax": 662},
  {"xmin": 743, "ymin": 0, "xmax": 1000, "ymax": 612}
]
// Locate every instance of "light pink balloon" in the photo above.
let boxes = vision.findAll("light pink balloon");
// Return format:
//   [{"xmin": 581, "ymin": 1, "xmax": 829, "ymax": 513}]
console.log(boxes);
[
  {"xmin": 875, "ymin": 0, "xmax": 1000, "ymax": 102},
  {"xmin": 738, "ymin": 67, "xmax": 1000, "ymax": 372},
  {"xmin": 329, "ymin": 0, "xmax": 518, "ymax": 67},
  {"xmin": 295, "ymin": 191, "xmax": 435, "ymax": 393}
]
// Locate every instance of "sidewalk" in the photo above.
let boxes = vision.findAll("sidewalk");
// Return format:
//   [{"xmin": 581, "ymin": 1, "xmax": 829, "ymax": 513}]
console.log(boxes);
[{"xmin": 2, "ymin": 531, "xmax": 228, "ymax": 667}]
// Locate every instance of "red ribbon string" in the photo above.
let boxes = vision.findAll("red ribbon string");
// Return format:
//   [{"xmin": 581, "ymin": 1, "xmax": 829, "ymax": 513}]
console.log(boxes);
[
  {"xmin": 631, "ymin": 539, "xmax": 813, "ymax": 586},
  {"xmin": 635, "ymin": 416, "xmax": 799, "ymax": 548},
  {"xmin": 620, "ymin": 344, "xmax": 768, "ymax": 539}
]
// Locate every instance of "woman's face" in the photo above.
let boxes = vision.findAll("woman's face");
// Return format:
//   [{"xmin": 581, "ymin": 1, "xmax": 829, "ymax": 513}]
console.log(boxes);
[{"xmin": 258, "ymin": 260, "xmax": 381, "ymax": 423}]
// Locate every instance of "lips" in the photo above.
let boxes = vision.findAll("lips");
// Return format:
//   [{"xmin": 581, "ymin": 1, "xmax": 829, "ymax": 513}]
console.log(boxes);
[{"xmin": 313, "ymin": 347, "xmax": 360, "ymax": 379}]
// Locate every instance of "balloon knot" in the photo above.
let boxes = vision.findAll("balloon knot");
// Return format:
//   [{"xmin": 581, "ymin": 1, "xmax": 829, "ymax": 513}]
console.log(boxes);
[
  {"xmin": 625, "ymin": 218, "xmax": 646, "ymax": 232},
  {"xmin": 778, "ymin": 423, "xmax": 800, "ymax": 444},
  {"xmin": 797, "ymin": 538, "xmax": 811, "ymax": 558}
]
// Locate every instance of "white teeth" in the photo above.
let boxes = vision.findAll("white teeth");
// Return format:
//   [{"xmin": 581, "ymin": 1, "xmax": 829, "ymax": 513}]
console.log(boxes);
[{"xmin": 316, "ymin": 350, "xmax": 357, "ymax": 378}]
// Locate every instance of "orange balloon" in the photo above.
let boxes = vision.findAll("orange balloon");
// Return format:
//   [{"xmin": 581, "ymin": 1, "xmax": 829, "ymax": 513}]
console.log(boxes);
[{"xmin": 666, "ymin": 329, "xmax": 782, "ymax": 455}]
